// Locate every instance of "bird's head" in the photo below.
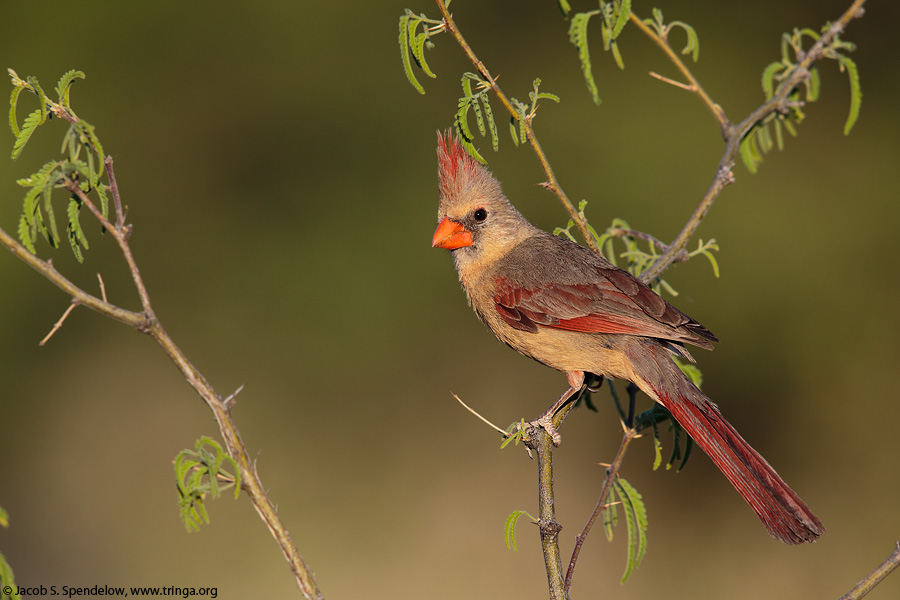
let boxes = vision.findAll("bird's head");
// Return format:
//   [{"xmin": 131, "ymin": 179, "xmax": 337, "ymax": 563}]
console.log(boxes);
[{"xmin": 431, "ymin": 132, "xmax": 535, "ymax": 265}]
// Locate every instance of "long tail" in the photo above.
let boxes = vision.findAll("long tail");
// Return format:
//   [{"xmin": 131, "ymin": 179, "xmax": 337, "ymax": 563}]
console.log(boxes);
[{"xmin": 624, "ymin": 341, "xmax": 825, "ymax": 544}]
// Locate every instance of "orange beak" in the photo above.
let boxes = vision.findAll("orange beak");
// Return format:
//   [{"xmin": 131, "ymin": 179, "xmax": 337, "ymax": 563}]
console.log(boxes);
[{"xmin": 431, "ymin": 216, "xmax": 473, "ymax": 249}]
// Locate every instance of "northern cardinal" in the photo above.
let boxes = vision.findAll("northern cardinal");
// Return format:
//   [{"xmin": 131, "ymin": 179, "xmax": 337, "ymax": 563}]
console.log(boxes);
[{"xmin": 431, "ymin": 132, "xmax": 824, "ymax": 544}]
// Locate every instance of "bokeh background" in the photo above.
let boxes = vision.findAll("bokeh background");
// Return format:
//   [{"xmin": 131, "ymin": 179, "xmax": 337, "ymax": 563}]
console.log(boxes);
[{"xmin": 2, "ymin": 1, "xmax": 898, "ymax": 598}]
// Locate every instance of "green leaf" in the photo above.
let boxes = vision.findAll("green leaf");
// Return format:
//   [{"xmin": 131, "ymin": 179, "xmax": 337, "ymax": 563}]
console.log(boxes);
[
  {"xmin": 17, "ymin": 213, "xmax": 36, "ymax": 254},
  {"xmin": 569, "ymin": 11, "xmax": 601, "ymax": 105},
  {"xmin": 602, "ymin": 486, "xmax": 618, "ymax": 541},
  {"xmin": 757, "ymin": 122, "xmax": 773, "ymax": 153},
  {"xmin": 67, "ymin": 197, "xmax": 88, "ymax": 263},
  {"xmin": 41, "ymin": 183, "xmax": 61, "ymax": 248},
  {"xmin": 556, "ymin": 0, "xmax": 572, "ymax": 17},
  {"xmin": 615, "ymin": 478, "xmax": 648, "ymax": 584},
  {"xmin": 508, "ymin": 115, "xmax": 519, "ymax": 147},
  {"xmin": 738, "ymin": 133, "xmax": 759, "ymax": 174},
  {"xmin": 414, "ymin": 33, "xmax": 437, "ymax": 79},
  {"xmin": 611, "ymin": 0, "xmax": 630, "ymax": 39},
  {"xmin": 25, "ymin": 76, "xmax": 49, "ymax": 125},
  {"xmin": 55, "ymin": 69, "xmax": 85, "ymax": 107},
  {"xmin": 399, "ymin": 15, "xmax": 425, "ymax": 95},
  {"xmin": 507, "ymin": 99, "xmax": 527, "ymax": 147},
  {"xmin": 471, "ymin": 96, "xmax": 485, "ymax": 137},
  {"xmin": 480, "ymin": 95, "xmax": 498, "ymax": 151},
  {"xmin": 669, "ymin": 20, "xmax": 700, "ymax": 62},
  {"xmin": 782, "ymin": 118, "xmax": 798, "ymax": 137},
  {"xmin": 651, "ymin": 422, "xmax": 663, "ymax": 471},
  {"xmin": 11, "ymin": 109, "xmax": 42, "ymax": 160},
  {"xmin": 407, "ymin": 16, "xmax": 437, "ymax": 82},
  {"xmin": 95, "ymin": 184, "xmax": 110, "ymax": 221},
  {"xmin": 838, "ymin": 54, "xmax": 861, "ymax": 135},
  {"xmin": 76, "ymin": 120, "xmax": 105, "ymax": 181},
  {"xmin": 804, "ymin": 66, "xmax": 820, "ymax": 102},
  {"xmin": 610, "ymin": 40, "xmax": 624, "ymax": 70},
  {"xmin": 761, "ymin": 61, "xmax": 785, "ymax": 101},
  {"xmin": 504, "ymin": 510, "xmax": 535, "ymax": 552},
  {"xmin": 456, "ymin": 129, "xmax": 486, "ymax": 164},
  {"xmin": 9, "ymin": 84, "xmax": 23, "ymax": 137},
  {"xmin": 698, "ymin": 246, "xmax": 719, "ymax": 278},
  {"xmin": 773, "ymin": 118, "xmax": 784, "ymax": 150},
  {"xmin": 1, "ymin": 549, "xmax": 22, "ymax": 600},
  {"xmin": 673, "ymin": 356, "xmax": 703, "ymax": 388},
  {"xmin": 455, "ymin": 96, "xmax": 479, "ymax": 157}
]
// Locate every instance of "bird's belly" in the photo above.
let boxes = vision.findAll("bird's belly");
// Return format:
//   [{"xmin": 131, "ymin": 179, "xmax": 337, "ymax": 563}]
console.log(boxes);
[{"xmin": 495, "ymin": 325, "xmax": 632, "ymax": 381}]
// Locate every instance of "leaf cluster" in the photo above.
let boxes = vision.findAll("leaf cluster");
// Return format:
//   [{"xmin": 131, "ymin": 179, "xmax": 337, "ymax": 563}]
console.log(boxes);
[
  {"xmin": 9, "ymin": 69, "xmax": 107, "ymax": 262},
  {"xmin": 740, "ymin": 26, "xmax": 861, "ymax": 173},
  {"xmin": 554, "ymin": 206, "xmax": 720, "ymax": 298},
  {"xmin": 503, "ymin": 509, "xmax": 537, "ymax": 553},
  {"xmin": 455, "ymin": 73, "xmax": 497, "ymax": 164},
  {"xmin": 399, "ymin": 9, "xmax": 443, "ymax": 95},
  {"xmin": 174, "ymin": 437, "xmax": 242, "ymax": 532},
  {"xmin": 602, "ymin": 477, "xmax": 647, "ymax": 583},
  {"xmin": 457, "ymin": 76, "xmax": 559, "ymax": 163},
  {"xmin": 398, "ymin": 8, "xmax": 560, "ymax": 163},
  {"xmin": 565, "ymin": 0, "xmax": 633, "ymax": 104}
]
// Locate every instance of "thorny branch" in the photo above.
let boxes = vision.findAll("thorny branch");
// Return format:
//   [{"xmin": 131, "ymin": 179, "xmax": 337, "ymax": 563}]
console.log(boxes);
[
  {"xmin": 640, "ymin": 0, "xmax": 868, "ymax": 282},
  {"xmin": 839, "ymin": 542, "xmax": 900, "ymax": 600},
  {"xmin": 0, "ymin": 158, "xmax": 324, "ymax": 600}
]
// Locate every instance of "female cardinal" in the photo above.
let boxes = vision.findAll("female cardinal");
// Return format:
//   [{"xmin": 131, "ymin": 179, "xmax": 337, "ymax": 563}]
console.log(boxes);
[{"xmin": 431, "ymin": 132, "xmax": 824, "ymax": 544}]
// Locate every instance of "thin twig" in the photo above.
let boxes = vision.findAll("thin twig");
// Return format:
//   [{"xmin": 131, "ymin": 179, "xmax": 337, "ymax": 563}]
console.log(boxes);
[
  {"xmin": 0, "ymin": 226, "xmax": 145, "ymax": 329},
  {"xmin": 96, "ymin": 273, "xmax": 108, "ymax": 302},
  {"xmin": 629, "ymin": 13, "xmax": 730, "ymax": 137},
  {"xmin": 453, "ymin": 393, "xmax": 508, "ymax": 436},
  {"xmin": 39, "ymin": 301, "xmax": 78, "ymax": 346},
  {"xmin": 839, "ymin": 542, "xmax": 900, "ymax": 600},
  {"xmin": 104, "ymin": 155, "xmax": 126, "ymax": 230},
  {"xmin": 647, "ymin": 71, "xmax": 694, "ymax": 92},
  {"xmin": 565, "ymin": 425, "xmax": 637, "ymax": 591},
  {"xmin": 223, "ymin": 383, "xmax": 245, "ymax": 411}
]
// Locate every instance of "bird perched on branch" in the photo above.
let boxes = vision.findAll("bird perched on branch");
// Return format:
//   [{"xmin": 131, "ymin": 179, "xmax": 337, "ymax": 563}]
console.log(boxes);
[{"xmin": 431, "ymin": 132, "xmax": 823, "ymax": 544}]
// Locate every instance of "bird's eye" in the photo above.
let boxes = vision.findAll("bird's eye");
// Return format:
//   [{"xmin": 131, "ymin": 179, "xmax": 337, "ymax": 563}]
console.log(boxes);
[{"xmin": 473, "ymin": 208, "xmax": 488, "ymax": 222}]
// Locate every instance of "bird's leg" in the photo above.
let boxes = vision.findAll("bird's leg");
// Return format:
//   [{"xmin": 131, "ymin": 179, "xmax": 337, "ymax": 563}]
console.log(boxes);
[{"xmin": 530, "ymin": 371, "xmax": 585, "ymax": 446}]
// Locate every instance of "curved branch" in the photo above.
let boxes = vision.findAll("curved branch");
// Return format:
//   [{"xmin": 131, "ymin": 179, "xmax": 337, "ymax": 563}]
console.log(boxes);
[
  {"xmin": 0, "ymin": 226, "xmax": 145, "ymax": 328},
  {"xmin": 839, "ymin": 542, "xmax": 900, "ymax": 600},
  {"xmin": 2, "ymin": 165, "xmax": 324, "ymax": 599},
  {"xmin": 565, "ymin": 425, "xmax": 637, "ymax": 591},
  {"xmin": 640, "ymin": 0, "xmax": 867, "ymax": 282},
  {"xmin": 628, "ymin": 14, "xmax": 730, "ymax": 137}
]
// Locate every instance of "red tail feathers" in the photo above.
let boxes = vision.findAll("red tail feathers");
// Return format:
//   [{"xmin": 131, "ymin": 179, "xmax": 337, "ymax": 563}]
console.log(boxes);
[{"xmin": 628, "ymin": 343, "xmax": 825, "ymax": 543}]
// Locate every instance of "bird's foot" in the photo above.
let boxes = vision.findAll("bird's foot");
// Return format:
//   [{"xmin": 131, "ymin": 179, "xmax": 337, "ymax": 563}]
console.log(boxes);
[
  {"xmin": 531, "ymin": 411, "xmax": 562, "ymax": 446},
  {"xmin": 519, "ymin": 379, "xmax": 586, "ymax": 448}
]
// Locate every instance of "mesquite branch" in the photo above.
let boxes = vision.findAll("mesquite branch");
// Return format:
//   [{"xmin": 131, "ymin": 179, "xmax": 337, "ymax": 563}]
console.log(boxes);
[
  {"xmin": 640, "ymin": 0, "xmax": 868, "ymax": 282},
  {"xmin": 0, "ymin": 160, "xmax": 323, "ymax": 600},
  {"xmin": 839, "ymin": 542, "xmax": 900, "ymax": 600}
]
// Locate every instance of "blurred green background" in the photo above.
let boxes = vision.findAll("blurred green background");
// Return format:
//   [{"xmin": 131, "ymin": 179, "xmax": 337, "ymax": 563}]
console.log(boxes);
[{"xmin": 2, "ymin": 1, "xmax": 898, "ymax": 598}]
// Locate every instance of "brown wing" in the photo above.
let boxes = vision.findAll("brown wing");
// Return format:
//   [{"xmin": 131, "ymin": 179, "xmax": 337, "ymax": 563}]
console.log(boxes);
[{"xmin": 492, "ymin": 234, "xmax": 717, "ymax": 349}]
